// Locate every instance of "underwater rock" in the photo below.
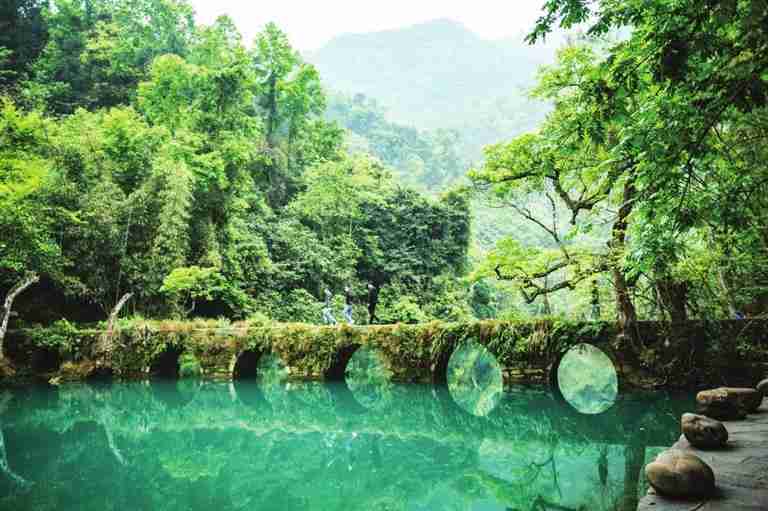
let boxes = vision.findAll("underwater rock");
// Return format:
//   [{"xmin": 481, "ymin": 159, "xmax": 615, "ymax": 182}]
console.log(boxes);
[
  {"xmin": 645, "ymin": 449, "xmax": 715, "ymax": 499},
  {"xmin": 681, "ymin": 413, "xmax": 728, "ymax": 448},
  {"xmin": 696, "ymin": 388, "xmax": 746, "ymax": 421}
]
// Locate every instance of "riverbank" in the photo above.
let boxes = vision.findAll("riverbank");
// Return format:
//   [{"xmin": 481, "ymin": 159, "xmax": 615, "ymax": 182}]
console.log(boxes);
[{"xmin": 637, "ymin": 402, "xmax": 768, "ymax": 510}]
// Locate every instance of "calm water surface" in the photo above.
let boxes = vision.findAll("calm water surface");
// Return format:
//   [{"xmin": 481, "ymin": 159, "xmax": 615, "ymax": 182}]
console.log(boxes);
[{"xmin": 0, "ymin": 380, "xmax": 692, "ymax": 511}]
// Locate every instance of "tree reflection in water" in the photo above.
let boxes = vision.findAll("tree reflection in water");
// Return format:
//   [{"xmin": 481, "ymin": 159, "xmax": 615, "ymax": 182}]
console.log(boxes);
[
  {"xmin": 0, "ymin": 383, "xmax": 692, "ymax": 511},
  {"xmin": 344, "ymin": 347, "xmax": 394, "ymax": 410}
]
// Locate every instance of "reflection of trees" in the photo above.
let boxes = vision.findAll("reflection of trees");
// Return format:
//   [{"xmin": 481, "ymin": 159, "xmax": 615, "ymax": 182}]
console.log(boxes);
[
  {"xmin": 0, "ymin": 392, "xmax": 31, "ymax": 493},
  {"xmin": 557, "ymin": 344, "xmax": 618, "ymax": 415},
  {"xmin": 617, "ymin": 442, "xmax": 646, "ymax": 511},
  {"xmin": 344, "ymin": 348, "xmax": 394, "ymax": 410},
  {"xmin": 1, "ymin": 384, "xmax": 687, "ymax": 511}
]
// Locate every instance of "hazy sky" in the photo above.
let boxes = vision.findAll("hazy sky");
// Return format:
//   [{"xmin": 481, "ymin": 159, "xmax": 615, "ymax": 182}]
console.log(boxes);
[{"xmin": 189, "ymin": 1, "xmax": 547, "ymax": 51}]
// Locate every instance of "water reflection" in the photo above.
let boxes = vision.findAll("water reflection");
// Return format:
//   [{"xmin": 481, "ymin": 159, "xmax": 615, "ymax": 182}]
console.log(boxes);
[
  {"xmin": 150, "ymin": 379, "xmax": 201, "ymax": 409},
  {"xmin": 256, "ymin": 353, "xmax": 290, "ymax": 384},
  {"xmin": 557, "ymin": 344, "xmax": 619, "ymax": 415},
  {"xmin": 344, "ymin": 347, "xmax": 394, "ymax": 410},
  {"xmin": 233, "ymin": 352, "xmax": 291, "ymax": 408},
  {"xmin": 447, "ymin": 340, "xmax": 504, "ymax": 416},
  {"xmin": 0, "ymin": 383, "xmax": 692, "ymax": 511}
]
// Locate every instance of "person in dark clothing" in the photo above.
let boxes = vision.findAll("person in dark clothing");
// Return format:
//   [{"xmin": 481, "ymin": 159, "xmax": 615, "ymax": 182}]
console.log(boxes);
[{"xmin": 367, "ymin": 283, "xmax": 379, "ymax": 325}]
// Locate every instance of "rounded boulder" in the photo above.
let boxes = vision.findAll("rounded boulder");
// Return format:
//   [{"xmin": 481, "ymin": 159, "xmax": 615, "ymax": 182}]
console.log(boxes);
[
  {"xmin": 681, "ymin": 413, "xmax": 728, "ymax": 449},
  {"xmin": 645, "ymin": 449, "xmax": 715, "ymax": 499},
  {"xmin": 696, "ymin": 388, "xmax": 746, "ymax": 421},
  {"xmin": 721, "ymin": 387, "xmax": 762, "ymax": 413}
]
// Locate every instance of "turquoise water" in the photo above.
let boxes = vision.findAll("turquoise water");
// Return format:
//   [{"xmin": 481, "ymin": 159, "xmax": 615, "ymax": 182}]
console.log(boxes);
[{"xmin": 0, "ymin": 380, "xmax": 692, "ymax": 511}]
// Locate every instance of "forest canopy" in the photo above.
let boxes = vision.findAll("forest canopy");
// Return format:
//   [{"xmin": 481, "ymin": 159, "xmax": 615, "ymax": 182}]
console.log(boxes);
[
  {"xmin": 471, "ymin": 0, "xmax": 768, "ymax": 324},
  {"xmin": 1, "ymin": 0, "xmax": 767, "ymax": 331},
  {"xmin": 0, "ymin": 0, "xmax": 471, "ymax": 326}
]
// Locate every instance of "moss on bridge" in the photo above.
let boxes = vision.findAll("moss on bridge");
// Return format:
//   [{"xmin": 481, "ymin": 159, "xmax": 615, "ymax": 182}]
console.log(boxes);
[{"xmin": 3, "ymin": 318, "xmax": 768, "ymax": 388}]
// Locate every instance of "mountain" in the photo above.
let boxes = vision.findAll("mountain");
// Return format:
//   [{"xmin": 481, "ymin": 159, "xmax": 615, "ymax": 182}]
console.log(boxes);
[{"xmin": 307, "ymin": 19, "xmax": 561, "ymax": 154}]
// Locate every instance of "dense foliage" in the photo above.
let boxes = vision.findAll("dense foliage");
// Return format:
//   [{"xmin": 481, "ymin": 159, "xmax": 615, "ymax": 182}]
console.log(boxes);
[
  {"xmin": 471, "ymin": 0, "xmax": 768, "ymax": 324},
  {"xmin": 326, "ymin": 92, "xmax": 468, "ymax": 190},
  {"xmin": 0, "ymin": 0, "xmax": 471, "ymax": 328},
  {"xmin": 3, "ymin": 0, "xmax": 767, "ymax": 332}
]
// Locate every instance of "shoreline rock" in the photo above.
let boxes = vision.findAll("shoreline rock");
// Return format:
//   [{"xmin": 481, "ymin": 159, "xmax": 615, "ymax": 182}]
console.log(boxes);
[
  {"xmin": 696, "ymin": 388, "xmax": 747, "ymax": 420},
  {"xmin": 681, "ymin": 413, "xmax": 728, "ymax": 448},
  {"xmin": 645, "ymin": 449, "xmax": 715, "ymax": 499},
  {"xmin": 721, "ymin": 387, "xmax": 762, "ymax": 413}
]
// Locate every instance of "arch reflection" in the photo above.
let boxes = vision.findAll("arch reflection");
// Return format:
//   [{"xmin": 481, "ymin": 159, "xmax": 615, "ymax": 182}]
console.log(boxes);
[
  {"xmin": 343, "ymin": 347, "xmax": 394, "ymax": 410},
  {"xmin": 233, "ymin": 352, "xmax": 290, "ymax": 408},
  {"xmin": 447, "ymin": 340, "xmax": 503, "ymax": 417},
  {"xmin": 556, "ymin": 343, "xmax": 618, "ymax": 415}
]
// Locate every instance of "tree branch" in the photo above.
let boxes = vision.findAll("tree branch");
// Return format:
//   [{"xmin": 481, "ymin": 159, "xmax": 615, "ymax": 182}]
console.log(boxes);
[
  {"xmin": 98, "ymin": 292, "xmax": 133, "ymax": 362},
  {"xmin": 0, "ymin": 274, "xmax": 40, "ymax": 358}
]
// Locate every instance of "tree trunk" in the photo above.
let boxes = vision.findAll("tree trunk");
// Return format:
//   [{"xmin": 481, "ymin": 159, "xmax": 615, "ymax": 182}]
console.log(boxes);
[
  {"xmin": 591, "ymin": 279, "xmax": 602, "ymax": 320},
  {"xmin": 539, "ymin": 274, "xmax": 553, "ymax": 315},
  {"xmin": 656, "ymin": 278, "xmax": 688, "ymax": 322},
  {"xmin": 610, "ymin": 181, "xmax": 638, "ymax": 332},
  {"xmin": 717, "ymin": 267, "xmax": 738, "ymax": 317},
  {"xmin": 98, "ymin": 292, "xmax": 132, "ymax": 360},
  {"xmin": 0, "ymin": 274, "xmax": 39, "ymax": 359},
  {"xmin": 266, "ymin": 73, "xmax": 278, "ymax": 147}
]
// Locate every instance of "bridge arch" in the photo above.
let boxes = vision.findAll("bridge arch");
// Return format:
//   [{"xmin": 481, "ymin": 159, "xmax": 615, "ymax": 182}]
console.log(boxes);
[
  {"xmin": 324, "ymin": 343, "xmax": 361, "ymax": 381},
  {"xmin": 149, "ymin": 344, "xmax": 185, "ymax": 379},
  {"xmin": 231, "ymin": 348, "xmax": 290, "ymax": 380}
]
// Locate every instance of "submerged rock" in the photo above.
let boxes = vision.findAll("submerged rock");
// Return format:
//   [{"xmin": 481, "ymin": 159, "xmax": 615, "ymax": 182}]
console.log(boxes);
[
  {"xmin": 696, "ymin": 388, "xmax": 747, "ymax": 421},
  {"xmin": 681, "ymin": 413, "xmax": 728, "ymax": 448},
  {"xmin": 645, "ymin": 449, "xmax": 715, "ymax": 499}
]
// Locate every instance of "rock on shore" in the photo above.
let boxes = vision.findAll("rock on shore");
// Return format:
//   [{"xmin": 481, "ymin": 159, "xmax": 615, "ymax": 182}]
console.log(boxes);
[
  {"xmin": 681, "ymin": 413, "xmax": 728, "ymax": 448},
  {"xmin": 696, "ymin": 388, "xmax": 747, "ymax": 420},
  {"xmin": 645, "ymin": 449, "xmax": 715, "ymax": 499}
]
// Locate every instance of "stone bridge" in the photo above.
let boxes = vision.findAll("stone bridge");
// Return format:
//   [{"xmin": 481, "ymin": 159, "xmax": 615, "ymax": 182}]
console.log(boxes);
[{"xmin": 7, "ymin": 319, "xmax": 768, "ymax": 390}]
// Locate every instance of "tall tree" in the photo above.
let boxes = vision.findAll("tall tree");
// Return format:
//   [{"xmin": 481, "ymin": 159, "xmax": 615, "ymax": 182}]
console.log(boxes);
[
  {"xmin": 0, "ymin": 98, "xmax": 59, "ymax": 351},
  {"xmin": 0, "ymin": 0, "xmax": 48, "ymax": 90},
  {"xmin": 251, "ymin": 22, "xmax": 330, "ymax": 206}
]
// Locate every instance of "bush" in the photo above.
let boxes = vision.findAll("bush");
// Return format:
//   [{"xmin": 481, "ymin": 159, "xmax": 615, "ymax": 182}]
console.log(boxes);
[
  {"xmin": 378, "ymin": 294, "xmax": 428, "ymax": 324},
  {"xmin": 178, "ymin": 352, "xmax": 202, "ymax": 378}
]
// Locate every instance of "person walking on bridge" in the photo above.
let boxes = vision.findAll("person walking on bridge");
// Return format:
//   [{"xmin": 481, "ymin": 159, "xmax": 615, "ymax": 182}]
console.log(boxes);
[
  {"xmin": 367, "ymin": 283, "xmax": 379, "ymax": 325},
  {"xmin": 343, "ymin": 286, "xmax": 355, "ymax": 325},
  {"xmin": 322, "ymin": 288, "xmax": 337, "ymax": 325}
]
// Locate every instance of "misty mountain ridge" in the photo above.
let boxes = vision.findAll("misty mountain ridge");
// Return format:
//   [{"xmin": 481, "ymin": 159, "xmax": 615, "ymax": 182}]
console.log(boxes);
[{"xmin": 307, "ymin": 18, "xmax": 560, "ymax": 152}]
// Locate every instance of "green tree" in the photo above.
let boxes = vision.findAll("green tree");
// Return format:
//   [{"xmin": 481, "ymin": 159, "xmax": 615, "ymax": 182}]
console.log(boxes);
[
  {"xmin": 251, "ymin": 22, "xmax": 333, "ymax": 206},
  {"xmin": 25, "ymin": 0, "xmax": 195, "ymax": 113},
  {"xmin": 0, "ymin": 0, "xmax": 48, "ymax": 90},
  {"xmin": 0, "ymin": 98, "xmax": 59, "ymax": 352}
]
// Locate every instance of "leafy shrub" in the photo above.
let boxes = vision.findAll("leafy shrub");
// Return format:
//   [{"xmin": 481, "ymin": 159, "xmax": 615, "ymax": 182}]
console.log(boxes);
[{"xmin": 178, "ymin": 352, "xmax": 202, "ymax": 378}]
